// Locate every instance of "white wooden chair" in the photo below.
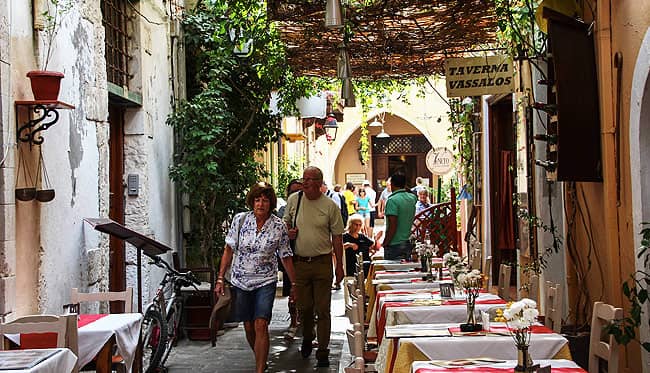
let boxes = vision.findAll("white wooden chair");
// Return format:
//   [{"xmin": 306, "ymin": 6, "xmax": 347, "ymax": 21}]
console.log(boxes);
[
  {"xmin": 497, "ymin": 264, "xmax": 511, "ymax": 301},
  {"xmin": 344, "ymin": 277, "xmax": 357, "ymax": 319},
  {"xmin": 589, "ymin": 301, "xmax": 623, "ymax": 373},
  {"xmin": 344, "ymin": 301, "xmax": 375, "ymax": 373},
  {"xmin": 70, "ymin": 287, "xmax": 133, "ymax": 313},
  {"xmin": 71, "ymin": 287, "xmax": 133, "ymax": 373},
  {"xmin": 0, "ymin": 314, "xmax": 70, "ymax": 350},
  {"xmin": 484, "ymin": 256, "xmax": 492, "ymax": 291},
  {"xmin": 544, "ymin": 281, "xmax": 562, "ymax": 333}
]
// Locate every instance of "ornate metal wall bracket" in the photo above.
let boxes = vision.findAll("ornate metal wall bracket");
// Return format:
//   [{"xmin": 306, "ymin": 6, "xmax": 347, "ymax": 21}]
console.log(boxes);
[{"xmin": 15, "ymin": 100, "xmax": 75, "ymax": 145}]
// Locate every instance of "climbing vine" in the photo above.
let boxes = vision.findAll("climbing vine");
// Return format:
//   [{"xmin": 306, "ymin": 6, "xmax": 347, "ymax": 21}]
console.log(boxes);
[
  {"xmin": 447, "ymin": 97, "xmax": 476, "ymax": 196},
  {"xmin": 169, "ymin": 0, "xmax": 314, "ymax": 266}
]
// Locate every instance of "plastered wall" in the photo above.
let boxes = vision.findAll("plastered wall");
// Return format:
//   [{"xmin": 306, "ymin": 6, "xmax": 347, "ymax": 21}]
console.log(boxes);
[{"xmin": 1, "ymin": 0, "xmax": 181, "ymax": 317}]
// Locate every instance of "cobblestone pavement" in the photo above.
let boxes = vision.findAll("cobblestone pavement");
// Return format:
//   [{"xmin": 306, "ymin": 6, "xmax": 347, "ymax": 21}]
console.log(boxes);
[{"xmin": 165, "ymin": 286, "xmax": 350, "ymax": 373}]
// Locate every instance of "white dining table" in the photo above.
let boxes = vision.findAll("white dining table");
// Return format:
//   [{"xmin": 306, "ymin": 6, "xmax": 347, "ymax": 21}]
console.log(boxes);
[
  {"xmin": 411, "ymin": 359, "xmax": 586, "ymax": 372},
  {"xmin": 368, "ymin": 292, "xmax": 506, "ymax": 342},
  {"xmin": 374, "ymin": 271, "xmax": 428, "ymax": 280},
  {"xmin": 377, "ymin": 323, "xmax": 571, "ymax": 373},
  {"xmin": 7, "ymin": 313, "xmax": 142, "ymax": 373},
  {"xmin": 0, "ymin": 348, "xmax": 77, "ymax": 373},
  {"xmin": 76, "ymin": 313, "xmax": 142, "ymax": 372}
]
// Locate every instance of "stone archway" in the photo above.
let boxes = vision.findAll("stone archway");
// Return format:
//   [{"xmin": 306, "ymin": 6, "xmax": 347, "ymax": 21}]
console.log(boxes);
[
  {"xmin": 327, "ymin": 109, "xmax": 441, "ymax": 187},
  {"xmin": 629, "ymin": 27, "xmax": 650, "ymax": 370}
]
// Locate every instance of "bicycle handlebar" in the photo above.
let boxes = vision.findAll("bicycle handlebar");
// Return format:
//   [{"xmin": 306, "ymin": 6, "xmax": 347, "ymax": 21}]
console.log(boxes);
[{"xmin": 148, "ymin": 256, "xmax": 202, "ymax": 286}]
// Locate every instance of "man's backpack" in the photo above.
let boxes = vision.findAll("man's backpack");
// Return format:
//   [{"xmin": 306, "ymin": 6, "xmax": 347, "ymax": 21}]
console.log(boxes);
[
  {"xmin": 338, "ymin": 192, "xmax": 348, "ymax": 225},
  {"xmin": 327, "ymin": 189, "xmax": 348, "ymax": 224}
]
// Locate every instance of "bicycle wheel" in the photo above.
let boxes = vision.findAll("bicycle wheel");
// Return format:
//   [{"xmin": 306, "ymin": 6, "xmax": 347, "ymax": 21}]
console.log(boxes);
[
  {"xmin": 142, "ymin": 308, "xmax": 167, "ymax": 373},
  {"xmin": 160, "ymin": 301, "xmax": 182, "ymax": 366}
]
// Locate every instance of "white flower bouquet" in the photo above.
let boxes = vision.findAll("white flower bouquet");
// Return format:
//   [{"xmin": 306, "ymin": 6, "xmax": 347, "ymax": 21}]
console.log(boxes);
[
  {"xmin": 502, "ymin": 298, "xmax": 540, "ymax": 347},
  {"xmin": 415, "ymin": 241, "xmax": 438, "ymax": 258},
  {"xmin": 442, "ymin": 251, "xmax": 468, "ymax": 281},
  {"xmin": 457, "ymin": 269, "xmax": 483, "ymax": 290}
]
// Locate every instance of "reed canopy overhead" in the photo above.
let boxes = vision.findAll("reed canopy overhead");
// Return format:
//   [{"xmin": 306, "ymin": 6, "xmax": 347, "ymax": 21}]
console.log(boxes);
[{"xmin": 268, "ymin": 0, "xmax": 498, "ymax": 79}]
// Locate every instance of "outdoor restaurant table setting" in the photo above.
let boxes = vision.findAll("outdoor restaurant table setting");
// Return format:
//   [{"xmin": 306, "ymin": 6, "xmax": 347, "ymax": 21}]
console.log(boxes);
[
  {"xmin": 368, "ymin": 291, "xmax": 506, "ymax": 343},
  {"xmin": 411, "ymin": 359, "xmax": 586, "ymax": 373},
  {"xmin": 7, "ymin": 313, "xmax": 142, "ymax": 373},
  {"xmin": 376, "ymin": 323, "xmax": 572, "ymax": 373},
  {"xmin": 366, "ymin": 278, "xmax": 451, "ymax": 324},
  {"xmin": 0, "ymin": 348, "xmax": 77, "ymax": 373}
]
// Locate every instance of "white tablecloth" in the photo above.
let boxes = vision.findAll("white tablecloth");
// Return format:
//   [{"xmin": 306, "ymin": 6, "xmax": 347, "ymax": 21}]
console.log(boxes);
[
  {"xmin": 77, "ymin": 313, "xmax": 143, "ymax": 372},
  {"xmin": 377, "ymin": 323, "xmax": 569, "ymax": 373},
  {"xmin": 0, "ymin": 348, "xmax": 77, "ymax": 373},
  {"xmin": 411, "ymin": 359, "xmax": 584, "ymax": 372},
  {"xmin": 375, "ymin": 263, "xmax": 422, "ymax": 271},
  {"xmin": 368, "ymin": 292, "xmax": 505, "ymax": 339},
  {"xmin": 6, "ymin": 313, "xmax": 142, "ymax": 373},
  {"xmin": 374, "ymin": 272, "xmax": 428, "ymax": 280},
  {"xmin": 378, "ymin": 282, "xmax": 443, "ymax": 290}
]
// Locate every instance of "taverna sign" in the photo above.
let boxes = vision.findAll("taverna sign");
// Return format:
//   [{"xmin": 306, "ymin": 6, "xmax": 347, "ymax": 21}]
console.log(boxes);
[
  {"xmin": 426, "ymin": 147, "xmax": 453, "ymax": 175},
  {"xmin": 445, "ymin": 55, "xmax": 514, "ymax": 97}
]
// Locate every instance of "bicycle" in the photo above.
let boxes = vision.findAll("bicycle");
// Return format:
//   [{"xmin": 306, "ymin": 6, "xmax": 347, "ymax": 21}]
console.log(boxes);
[{"xmin": 141, "ymin": 255, "xmax": 201, "ymax": 373}]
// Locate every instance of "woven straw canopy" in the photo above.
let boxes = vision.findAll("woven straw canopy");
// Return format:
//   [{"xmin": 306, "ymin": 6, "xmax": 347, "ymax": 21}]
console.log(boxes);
[{"xmin": 268, "ymin": 0, "xmax": 498, "ymax": 79}]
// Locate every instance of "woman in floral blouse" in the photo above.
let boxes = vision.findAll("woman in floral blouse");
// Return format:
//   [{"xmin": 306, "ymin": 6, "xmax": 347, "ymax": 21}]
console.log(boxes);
[{"xmin": 215, "ymin": 182, "xmax": 296, "ymax": 373}]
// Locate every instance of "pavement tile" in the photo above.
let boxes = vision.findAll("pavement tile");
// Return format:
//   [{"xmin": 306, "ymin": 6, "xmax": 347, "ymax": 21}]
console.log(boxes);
[{"xmin": 165, "ymin": 286, "xmax": 350, "ymax": 373}]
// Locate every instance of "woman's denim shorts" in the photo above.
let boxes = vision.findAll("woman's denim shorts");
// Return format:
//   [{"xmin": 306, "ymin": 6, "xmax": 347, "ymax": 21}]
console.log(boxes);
[{"xmin": 231, "ymin": 282, "xmax": 277, "ymax": 322}]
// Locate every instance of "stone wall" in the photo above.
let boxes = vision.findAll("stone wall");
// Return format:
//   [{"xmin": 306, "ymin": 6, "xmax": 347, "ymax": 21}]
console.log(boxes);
[{"xmin": 0, "ymin": 0, "xmax": 182, "ymax": 317}]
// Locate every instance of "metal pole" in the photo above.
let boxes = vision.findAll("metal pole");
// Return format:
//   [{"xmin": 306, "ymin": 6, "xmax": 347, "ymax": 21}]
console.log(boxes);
[
  {"xmin": 437, "ymin": 177, "xmax": 442, "ymax": 203},
  {"xmin": 138, "ymin": 248, "xmax": 142, "ymax": 313}
]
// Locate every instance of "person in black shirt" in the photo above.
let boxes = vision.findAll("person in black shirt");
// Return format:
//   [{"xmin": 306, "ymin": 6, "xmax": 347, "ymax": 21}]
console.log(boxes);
[{"xmin": 342, "ymin": 214, "xmax": 383, "ymax": 277}]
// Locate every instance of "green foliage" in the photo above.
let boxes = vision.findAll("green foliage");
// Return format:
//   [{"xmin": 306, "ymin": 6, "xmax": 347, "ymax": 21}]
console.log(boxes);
[
  {"xmin": 447, "ymin": 97, "xmax": 476, "ymax": 195},
  {"xmin": 516, "ymin": 203, "xmax": 563, "ymax": 277},
  {"xmin": 606, "ymin": 224, "xmax": 650, "ymax": 352},
  {"xmin": 495, "ymin": 0, "xmax": 546, "ymax": 58},
  {"xmin": 277, "ymin": 156, "xmax": 302, "ymax": 198},
  {"xmin": 169, "ymin": 0, "xmax": 312, "ymax": 266}
]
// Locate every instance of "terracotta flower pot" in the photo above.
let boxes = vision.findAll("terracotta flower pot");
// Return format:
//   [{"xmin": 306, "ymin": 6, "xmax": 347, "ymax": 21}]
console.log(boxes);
[{"xmin": 26, "ymin": 70, "xmax": 64, "ymax": 101}]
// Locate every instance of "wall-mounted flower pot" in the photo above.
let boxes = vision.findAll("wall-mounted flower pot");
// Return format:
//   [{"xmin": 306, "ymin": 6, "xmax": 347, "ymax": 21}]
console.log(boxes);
[
  {"xmin": 36, "ymin": 189, "xmax": 55, "ymax": 202},
  {"xmin": 15, "ymin": 187, "xmax": 36, "ymax": 202},
  {"xmin": 26, "ymin": 70, "xmax": 64, "ymax": 101}
]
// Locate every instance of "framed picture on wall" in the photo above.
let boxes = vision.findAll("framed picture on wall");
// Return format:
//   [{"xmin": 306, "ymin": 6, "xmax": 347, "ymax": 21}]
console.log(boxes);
[{"xmin": 345, "ymin": 173, "xmax": 367, "ymax": 186}]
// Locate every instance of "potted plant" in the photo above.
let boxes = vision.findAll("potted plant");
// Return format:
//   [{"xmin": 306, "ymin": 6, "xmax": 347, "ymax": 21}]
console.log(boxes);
[
  {"xmin": 605, "ymin": 224, "xmax": 650, "ymax": 352},
  {"xmin": 27, "ymin": 0, "xmax": 72, "ymax": 100}
]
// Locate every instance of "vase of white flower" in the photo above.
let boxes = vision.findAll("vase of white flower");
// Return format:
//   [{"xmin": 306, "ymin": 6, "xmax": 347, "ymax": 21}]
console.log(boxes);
[
  {"xmin": 458, "ymin": 270, "xmax": 483, "ymax": 332},
  {"xmin": 502, "ymin": 298, "xmax": 540, "ymax": 372},
  {"xmin": 515, "ymin": 344, "xmax": 534, "ymax": 372}
]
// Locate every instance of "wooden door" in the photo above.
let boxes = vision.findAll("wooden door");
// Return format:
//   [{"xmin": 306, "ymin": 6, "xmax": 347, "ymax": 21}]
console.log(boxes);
[{"xmin": 488, "ymin": 95, "xmax": 517, "ymax": 284}]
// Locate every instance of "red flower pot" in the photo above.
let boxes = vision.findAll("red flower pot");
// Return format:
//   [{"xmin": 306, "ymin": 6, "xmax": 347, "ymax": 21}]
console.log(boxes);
[{"xmin": 26, "ymin": 70, "xmax": 64, "ymax": 100}]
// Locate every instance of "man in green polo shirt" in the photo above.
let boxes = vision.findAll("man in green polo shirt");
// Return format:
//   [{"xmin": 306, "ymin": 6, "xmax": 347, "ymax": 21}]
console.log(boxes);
[{"xmin": 383, "ymin": 173, "xmax": 417, "ymax": 260}]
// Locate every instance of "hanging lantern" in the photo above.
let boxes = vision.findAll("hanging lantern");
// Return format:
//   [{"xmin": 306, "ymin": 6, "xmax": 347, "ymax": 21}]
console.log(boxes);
[
  {"xmin": 337, "ymin": 44, "xmax": 351, "ymax": 79},
  {"xmin": 323, "ymin": 113, "xmax": 339, "ymax": 142},
  {"xmin": 325, "ymin": 0, "xmax": 343, "ymax": 28}
]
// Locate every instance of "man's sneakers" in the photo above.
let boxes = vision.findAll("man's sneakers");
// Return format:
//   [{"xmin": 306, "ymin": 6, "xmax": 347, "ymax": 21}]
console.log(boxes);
[{"xmin": 300, "ymin": 339, "xmax": 313, "ymax": 358}]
